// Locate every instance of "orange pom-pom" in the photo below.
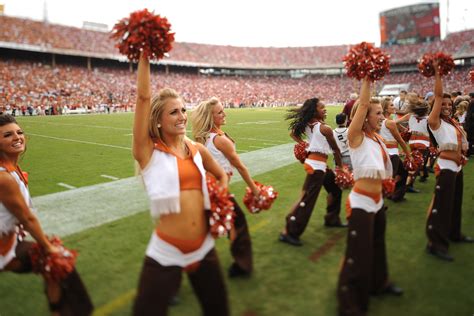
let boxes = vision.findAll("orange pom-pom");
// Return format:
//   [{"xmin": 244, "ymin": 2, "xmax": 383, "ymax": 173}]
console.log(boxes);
[
  {"xmin": 29, "ymin": 236, "xmax": 77, "ymax": 282},
  {"xmin": 111, "ymin": 9, "xmax": 175, "ymax": 62},
  {"xmin": 382, "ymin": 179, "xmax": 395, "ymax": 196},
  {"xmin": 334, "ymin": 166, "xmax": 354, "ymax": 189},
  {"xmin": 470, "ymin": 69, "xmax": 474, "ymax": 83},
  {"xmin": 403, "ymin": 150, "xmax": 424, "ymax": 172},
  {"xmin": 418, "ymin": 52, "xmax": 455, "ymax": 77},
  {"xmin": 206, "ymin": 175, "xmax": 235, "ymax": 238},
  {"xmin": 343, "ymin": 42, "xmax": 390, "ymax": 82},
  {"xmin": 243, "ymin": 182, "xmax": 278, "ymax": 214},
  {"xmin": 294, "ymin": 142, "xmax": 309, "ymax": 163}
]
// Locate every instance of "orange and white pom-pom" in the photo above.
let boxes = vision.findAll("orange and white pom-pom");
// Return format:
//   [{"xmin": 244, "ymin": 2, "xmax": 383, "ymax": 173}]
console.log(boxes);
[
  {"xmin": 29, "ymin": 236, "xmax": 77, "ymax": 282},
  {"xmin": 243, "ymin": 182, "xmax": 278, "ymax": 214},
  {"xmin": 403, "ymin": 150, "xmax": 424, "ymax": 172},
  {"xmin": 382, "ymin": 179, "xmax": 395, "ymax": 196},
  {"xmin": 206, "ymin": 175, "xmax": 235, "ymax": 238},
  {"xmin": 418, "ymin": 52, "xmax": 455, "ymax": 77},
  {"xmin": 111, "ymin": 9, "xmax": 175, "ymax": 62},
  {"xmin": 400, "ymin": 130, "xmax": 412, "ymax": 143},
  {"xmin": 343, "ymin": 42, "xmax": 390, "ymax": 82},
  {"xmin": 294, "ymin": 142, "xmax": 309, "ymax": 163},
  {"xmin": 334, "ymin": 166, "xmax": 354, "ymax": 189}
]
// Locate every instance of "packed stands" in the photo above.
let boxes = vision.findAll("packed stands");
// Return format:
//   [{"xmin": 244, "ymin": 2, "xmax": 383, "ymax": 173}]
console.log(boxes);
[{"xmin": 1, "ymin": 15, "xmax": 473, "ymax": 68}]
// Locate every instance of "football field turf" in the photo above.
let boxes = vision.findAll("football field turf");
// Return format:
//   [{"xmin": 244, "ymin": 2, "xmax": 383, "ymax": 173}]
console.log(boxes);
[{"xmin": 1, "ymin": 107, "xmax": 473, "ymax": 316}]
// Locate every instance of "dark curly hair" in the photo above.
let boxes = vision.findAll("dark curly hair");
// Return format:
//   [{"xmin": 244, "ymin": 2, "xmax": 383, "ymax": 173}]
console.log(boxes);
[{"xmin": 286, "ymin": 98, "xmax": 320, "ymax": 139}]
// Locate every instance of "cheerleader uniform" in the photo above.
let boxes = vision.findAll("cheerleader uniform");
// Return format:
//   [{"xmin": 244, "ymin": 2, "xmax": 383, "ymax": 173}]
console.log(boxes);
[
  {"xmin": 285, "ymin": 122, "xmax": 343, "ymax": 240},
  {"xmin": 426, "ymin": 119, "xmax": 472, "ymax": 259},
  {"xmin": 206, "ymin": 131, "xmax": 253, "ymax": 276},
  {"xmin": 0, "ymin": 163, "xmax": 92, "ymax": 315},
  {"xmin": 337, "ymin": 133, "xmax": 396, "ymax": 316},
  {"xmin": 133, "ymin": 140, "xmax": 228, "ymax": 316}
]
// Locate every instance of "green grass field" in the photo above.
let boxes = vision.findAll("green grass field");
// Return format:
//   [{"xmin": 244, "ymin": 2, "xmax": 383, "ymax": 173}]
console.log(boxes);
[{"xmin": 1, "ymin": 107, "xmax": 473, "ymax": 316}]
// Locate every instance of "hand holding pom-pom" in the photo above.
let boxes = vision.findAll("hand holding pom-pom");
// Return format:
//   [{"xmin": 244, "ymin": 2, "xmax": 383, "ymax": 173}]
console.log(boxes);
[
  {"xmin": 29, "ymin": 236, "xmax": 77, "ymax": 282},
  {"xmin": 403, "ymin": 150, "xmax": 424, "ymax": 172},
  {"xmin": 111, "ymin": 9, "xmax": 175, "ymax": 62},
  {"xmin": 206, "ymin": 175, "xmax": 235, "ymax": 238},
  {"xmin": 334, "ymin": 166, "xmax": 354, "ymax": 189},
  {"xmin": 294, "ymin": 142, "xmax": 309, "ymax": 163},
  {"xmin": 243, "ymin": 182, "xmax": 278, "ymax": 214},
  {"xmin": 418, "ymin": 52, "xmax": 455, "ymax": 77},
  {"xmin": 343, "ymin": 42, "xmax": 390, "ymax": 82},
  {"xmin": 382, "ymin": 179, "xmax": 395, "ymax": 196},
  {"xmin": 428, "ymin": 146, "xmax": 438, "ymax": 160}
]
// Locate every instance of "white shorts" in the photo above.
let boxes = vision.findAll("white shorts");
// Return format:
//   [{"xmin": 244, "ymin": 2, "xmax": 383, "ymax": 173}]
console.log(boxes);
[
  {"xmin": 145, "ymin": 232, "xmax": 215, "ymax": 267},
  {"xmin": 437, "ymin": 158, "xmax": 461, "ymax": 173},
  {"xmin": 0, "ymin": 235, "xmax": 18, "ymax": 270},
  {"xmin": 347, "ymin": 190, "xmax": 384, "ymax": 214}
]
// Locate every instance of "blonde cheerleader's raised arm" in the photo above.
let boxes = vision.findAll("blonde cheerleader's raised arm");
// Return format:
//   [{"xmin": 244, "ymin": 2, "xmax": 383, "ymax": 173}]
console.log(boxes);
[
  {"xmin": 348, "ymin": 78, "xmax": 371, "ymax": 148},
  {"xmin": 428, "ymin": 62, "xmax": 443, "ymax": 131},
  {"xmin": 133, "ymin": 53, "xmax": 154, "ymax": 169}
]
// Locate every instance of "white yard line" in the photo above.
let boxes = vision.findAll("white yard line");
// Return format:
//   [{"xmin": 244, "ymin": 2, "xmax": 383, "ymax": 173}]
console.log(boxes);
[
  {"xmin": 100, "ymin": 175, "xmax": 120, "ymax": 181},
  {"xmin": 18, "ymin": 120, "xmax": 131, "ymax": 131},
  {"xmin": 35, "ymin": 143, "xmax": 295, "ymax": 237},
  {"xmin": 57, "ymin": 183, "xmax": 77, "ymax": 190},
  {"xmin": 28, "ymin": 133, "xmax": 131, "ymax": 151}
]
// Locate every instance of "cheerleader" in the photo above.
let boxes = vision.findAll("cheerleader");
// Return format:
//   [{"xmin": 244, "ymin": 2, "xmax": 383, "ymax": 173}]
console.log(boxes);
[
  {"xmin": 338, "ymin": 79, "xmax": 402, "ymax": 316},
  {"xmin": 379, "ymin": 97, "xmax": 410, "ymax": 201},
  {"xmin": 191, "ymin": 97, "xmax": 258, "ymax": 278},
  {"xmin": 0, "ymin": 114, "xmax": 93, "ymax": 315},
  {"xmin": 280, "ymin": 97, "xmax": 345, "ymax": 247},
  {"xmin": 425, "ymin": 63, "xmax": 473, "ymax": 262},
  {"xmin": 132, "ymin": 55, "xmax": 230, "ymax": 315}
]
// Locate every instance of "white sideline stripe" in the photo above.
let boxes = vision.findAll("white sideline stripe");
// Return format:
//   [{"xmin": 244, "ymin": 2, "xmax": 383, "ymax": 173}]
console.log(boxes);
[
  {"xmin": 57, "ymin": 183, "xmax": 77, "ymax": 190},
  {"xmin": 28, "ymin": 133, "xmax": 131, "ymax": 150},
  {"xmin": 35, "ymin": 143, "xmax": 295, "ymax": 237},
  {"xmin": 249, "ymin": 145, "xmax": 265, "ymax": 149},
  {"xmin": 101, "ymin": 175, "xmax": 120, "ymax": 181},
  {"xmin": 18, "ymin": 120, "xmax": 131, "ymax": 131}
]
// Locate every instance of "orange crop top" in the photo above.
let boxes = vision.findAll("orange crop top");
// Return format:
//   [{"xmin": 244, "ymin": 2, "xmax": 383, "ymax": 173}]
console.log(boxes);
[{"xmin": 177, "ymin": 157, "xmax": 202, "ymax": 190}]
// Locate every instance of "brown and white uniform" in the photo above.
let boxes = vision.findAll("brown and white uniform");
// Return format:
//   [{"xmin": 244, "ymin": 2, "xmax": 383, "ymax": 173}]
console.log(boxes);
[
  {"xmin": 285, "ymin": 122, "xmax": 343, "ymax": 239},
  {"xmin": 337, "ymin": 133, "xmax": 393, "ymax": 316},
  {"xmin": 206, "ymin": 131, "xmax": 253, "ymax": 274},
  {"xmin": 426, "ymin": 119, "xmax": 468, "ymax": 252}
]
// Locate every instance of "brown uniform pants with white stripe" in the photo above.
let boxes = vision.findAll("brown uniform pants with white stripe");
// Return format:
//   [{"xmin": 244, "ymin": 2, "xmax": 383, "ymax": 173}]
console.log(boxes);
[
  {"xmin": 285, "ymin": 169, "xmax": 342, "ymax": 238},
  {"xmin": 133, "ymin": 248, "xmax": 229, "ymax": 316},
  {"xmin": 426, "ymin": 169, "xmax": 464, "ymax": 252},
  {"xmin": 389, "ymin": 155, "xmax": 407, "ymax": 201},
  {"xmin": 229, "ymin": 196, "xmax": 253, "ymax": 273},
  {"xmin": 8, "ymin": 240, "xmax": 93, "ymax": 315},
  {"xmin": 337, "ymin": 207, "xmax": 388, "ymax": 316}
]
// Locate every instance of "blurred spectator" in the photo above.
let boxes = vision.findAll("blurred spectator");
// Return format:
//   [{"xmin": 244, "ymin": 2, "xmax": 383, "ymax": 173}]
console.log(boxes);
[{"xmin": 342, "ymin": 93, "xmax": 357, "ymax": 126}]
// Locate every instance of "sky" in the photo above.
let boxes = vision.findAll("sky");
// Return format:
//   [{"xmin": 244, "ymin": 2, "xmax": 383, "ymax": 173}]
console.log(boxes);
[{"xmin": 2, "ymin": 0, "xmax": 473, "ymax": 47}]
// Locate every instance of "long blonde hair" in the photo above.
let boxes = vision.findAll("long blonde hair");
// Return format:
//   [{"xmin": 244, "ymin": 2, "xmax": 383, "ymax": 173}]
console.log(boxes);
[
  {"xmin": 148, "ymin": 88, "xmax": 182, "ymax": 141},
  {"xmin": 191, "ymin": 97, "xmax": 220, "ymax": 144}
]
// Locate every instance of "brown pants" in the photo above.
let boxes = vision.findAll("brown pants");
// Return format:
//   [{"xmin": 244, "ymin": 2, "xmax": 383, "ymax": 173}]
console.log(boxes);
[
  {"xmin": 8, "ymin": 240, "xmax": 93, "ymax": 316},
  {"xmin": 229, "ymin": 196, "xmax": 253, "ymax": 273},
  {"xmin": 337, "ymin": 207, "xmax": 388, "ymax": 316},
  {"xmin": 133, "ymin": 248, "xmax": 229, "ymax": 316},
  {"xmin": 390, "ymin": 155, "xmax": 407, "ymax": 201},
  {"xmin": 426, "ymin": 169, "xmax": 464, "ymax": 252},
  {"xmin": 285, "ymin": 169, "xmax": 342, "ymax": 238}
]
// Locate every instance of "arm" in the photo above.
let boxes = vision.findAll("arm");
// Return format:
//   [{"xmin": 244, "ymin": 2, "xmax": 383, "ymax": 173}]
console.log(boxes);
[
  {"xmin": 394, "ymin": 113, "xmax": 411, "ymax": 124},
  {"xmin": 214, "ymin": 136, "xmax": 259, "ymax": 196},
  {"xmin": 197, "ymin": 143, "xmax": 228, "ymax": 189},
  {"xmin": 386, "ymin": 120, "xmax": 410, "ymax": 156},
  {"xmin": 133, "ymin": 54, "xmax": 154, "ymax": 169},
  {"xmin": 348, "ymin": 78, "xmax": 370, "ymax": 148},
  {"xmin": 320, "ymin": 124, "xmax": 343, "ymax": 168},
  {"xmin": 289, "ymin": 131, "xmax": 304, "ymax": 143},
  {"xmin": 0, "ymin": 174, "xmax": 55, "ymax": 253},
  {"xmin": 428, "ymin": 63, "xmax": 442, "ymax": 130}
]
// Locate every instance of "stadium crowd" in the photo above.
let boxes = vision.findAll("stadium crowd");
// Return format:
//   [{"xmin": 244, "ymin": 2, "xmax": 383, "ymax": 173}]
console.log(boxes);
[
  {"xmin": 1, "ymin": 15, "xmax": 474, "ymax": 68},
  {"xmin": 0, "ymin": 59, "xmax": 472, "ymax": 115}
]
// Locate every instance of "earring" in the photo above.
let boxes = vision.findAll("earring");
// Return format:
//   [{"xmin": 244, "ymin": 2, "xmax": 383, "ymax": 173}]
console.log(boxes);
[{"xmin": 157, "ymin": 124, "xmax": 161, "ymax": 128}]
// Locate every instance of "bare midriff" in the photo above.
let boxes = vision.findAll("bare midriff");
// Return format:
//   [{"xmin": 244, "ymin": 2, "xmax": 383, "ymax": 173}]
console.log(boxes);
[
  {"xmin": 439, "ymin": 150, "xmax": 462, "ymax": 165},
  {"xmin": 156, "ymin": 190, "xmax": 208, "ymax": 240},
  {"xmin": 353, "ymin": 178, "xmax": 383, "ymax": 196}
]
